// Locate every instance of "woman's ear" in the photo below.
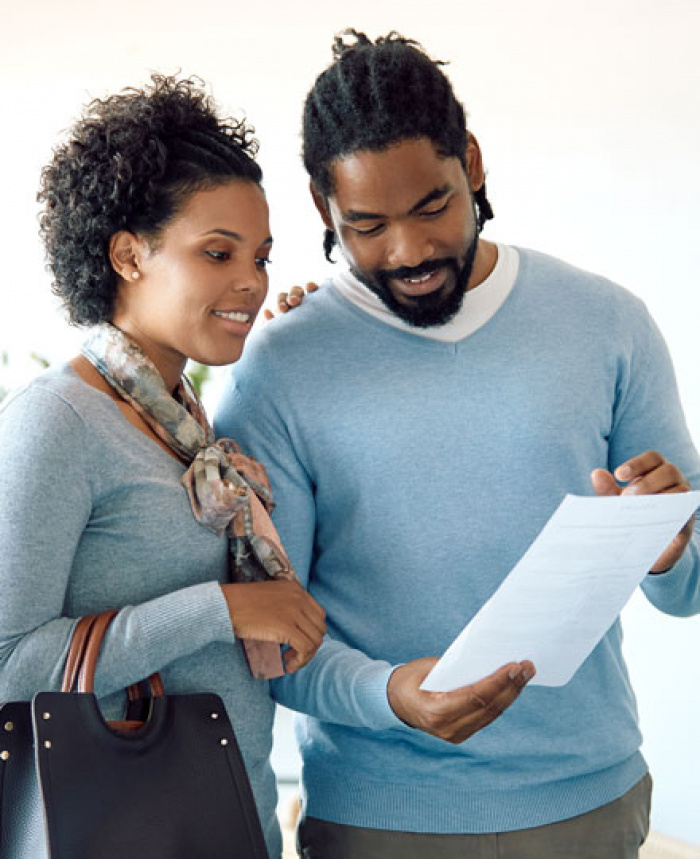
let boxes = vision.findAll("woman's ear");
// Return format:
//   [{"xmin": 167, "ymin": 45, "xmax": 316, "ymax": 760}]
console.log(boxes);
[
  {"xmin": 109, "ymin": 231, "xmax": 143, "ymax": 282},
  {"xmin": 465, "ymin": 133, "xmax": 485, "ymax": 194},
  {"xmin": 309, "ymin": 182, "xmax": 334, "ymax": 230}
]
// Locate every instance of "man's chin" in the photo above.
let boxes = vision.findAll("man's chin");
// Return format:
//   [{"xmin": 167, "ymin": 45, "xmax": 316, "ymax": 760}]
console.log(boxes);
[
  {"xmin": 387, "ymin": 276, "xmax": 466, "ymax": 328},
  {"xmin": 352, "ymin": 263, "xmax": 467, "ymax": 328}
]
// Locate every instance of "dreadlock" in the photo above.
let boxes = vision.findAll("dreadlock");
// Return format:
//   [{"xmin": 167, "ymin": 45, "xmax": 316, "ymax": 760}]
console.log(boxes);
[{"xmin": 303, "ymin": 30, "xmax": 494, "ymax": 260}]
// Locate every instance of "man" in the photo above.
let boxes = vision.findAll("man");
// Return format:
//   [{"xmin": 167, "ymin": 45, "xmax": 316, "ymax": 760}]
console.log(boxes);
[{"xmin": 215, "ymin": 30, "xmax": 700, "ymax": 858}]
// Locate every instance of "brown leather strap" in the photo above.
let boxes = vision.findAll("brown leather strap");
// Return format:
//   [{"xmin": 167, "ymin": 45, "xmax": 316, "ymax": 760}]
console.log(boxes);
[
  {"xmin": 126, "ymin": 675, "xmax": 165, "ymax": 699},
  {"xmin": 61, "ymin": 614, "xmax": 98, "ymax": 693},
  {"xmin": 107, "ymin": 719, "xmax": 148, "ymax": 732},
  {"xmin": 149, "ymin": 674, "xmax": 165, "ymax": 697},
  {"xmin": 77, "ymin": 610, "xmax": 119, "ymax": 693},
  {"xmin": 74, "ymin": 610, "xmax": 165, "ymax": 698}
]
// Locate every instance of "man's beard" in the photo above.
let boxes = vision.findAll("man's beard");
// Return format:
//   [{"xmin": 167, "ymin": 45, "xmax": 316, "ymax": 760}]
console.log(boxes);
[{"xmin": 351, "ymin": 231, "xmax": 479, "ymax": 328}]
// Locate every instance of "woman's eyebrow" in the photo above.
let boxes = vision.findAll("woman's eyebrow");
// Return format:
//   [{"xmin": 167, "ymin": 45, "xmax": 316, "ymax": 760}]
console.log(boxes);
[{"xmin": 201, "ymin": 229, "xmax": 273, "ymax": 245}]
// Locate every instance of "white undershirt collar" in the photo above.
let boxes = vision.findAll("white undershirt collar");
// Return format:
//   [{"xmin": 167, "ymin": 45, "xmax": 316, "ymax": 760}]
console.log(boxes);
[{"xmin": 333, "ymin": 243, "xmax": 519, "ymax": 343}]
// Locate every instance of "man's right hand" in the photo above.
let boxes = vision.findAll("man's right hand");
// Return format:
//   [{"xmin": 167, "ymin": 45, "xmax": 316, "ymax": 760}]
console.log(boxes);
[{"xmin": 387, "ymin": 656, "xmax": 535, "ymax": 744}]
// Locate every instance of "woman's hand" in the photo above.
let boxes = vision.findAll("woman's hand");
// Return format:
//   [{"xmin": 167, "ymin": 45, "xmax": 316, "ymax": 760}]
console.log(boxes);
[
  {"xmin": 221, "ymin": 580, "xmax": 326, "ymax": 673},
  {"xmin": 263, "ymin": 282, "xmax": 319, "ymax": 320}
]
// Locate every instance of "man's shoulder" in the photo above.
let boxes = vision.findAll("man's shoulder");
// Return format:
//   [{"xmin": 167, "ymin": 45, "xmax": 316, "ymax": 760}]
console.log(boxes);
[
  {"xmin": 519, "ymin": 247, "xmax": 638, "ymax": 295},
  {"xmin": 516, "ymin": 246, "xmax": 648, "ymax": 317},
  {"xmin": 244, "ymin": 281, "xmax": 358, "ymax": 361}
]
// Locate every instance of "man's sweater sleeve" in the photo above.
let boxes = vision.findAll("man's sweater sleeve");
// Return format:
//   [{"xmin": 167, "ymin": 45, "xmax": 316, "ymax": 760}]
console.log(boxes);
[
  {"xmin": 608, "ymin": 305, "xmax": 700, "ymax": 616},
  {"xmin": 215, "ymin": 353, "xmax": 403, "ymax": 731},
  {"xmin": 0, "ymin": 386, "xmax": 234, "ymax": 702}
]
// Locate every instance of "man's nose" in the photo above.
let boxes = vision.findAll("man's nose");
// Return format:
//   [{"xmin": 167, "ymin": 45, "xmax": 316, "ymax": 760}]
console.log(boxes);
[{"xmin": 385, "ymin": 223, "xmax": 435, "ymax": 270}]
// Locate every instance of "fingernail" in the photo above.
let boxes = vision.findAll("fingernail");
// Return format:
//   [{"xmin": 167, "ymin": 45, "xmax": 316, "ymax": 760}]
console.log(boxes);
[
  {"xmin": 522, "ymin": 667, "xmax": 535, "ymax": 682},
  {"xmin": 508, "ymin": 665, "xmax": 523, "ymax": 681},
  {"xmin": 622, "ymin": 483, "xmax": 640, "ymax": 495},
  {"xmin": 616, "ymin": 465, "xmax": 631, "ymax": 481}
]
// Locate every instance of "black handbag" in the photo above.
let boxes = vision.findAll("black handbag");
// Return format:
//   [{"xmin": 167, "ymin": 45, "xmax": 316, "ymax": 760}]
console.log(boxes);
[{"xmin": 1, "ymin": 610, "xmax": 270, "ymax": 858}]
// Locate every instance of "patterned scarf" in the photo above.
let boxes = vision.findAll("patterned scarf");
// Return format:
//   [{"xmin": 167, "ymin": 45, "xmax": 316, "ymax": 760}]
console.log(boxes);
[{"xmin": 82, "ymin": 323, "xmax": 297, "ymax": 679}]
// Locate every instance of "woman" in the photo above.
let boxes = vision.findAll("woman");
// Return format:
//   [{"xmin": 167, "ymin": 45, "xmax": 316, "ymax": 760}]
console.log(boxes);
[{"xmin": 0, "ymin": 75, "xmax": 325, "ymax": 858}]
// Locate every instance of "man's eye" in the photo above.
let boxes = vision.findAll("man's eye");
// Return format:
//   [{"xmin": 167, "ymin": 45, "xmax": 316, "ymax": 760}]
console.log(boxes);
[
  {"xmin": 352, "ymin": 224, "xmax": 384, "ymax": 236},
  {"xmin": 421, "ymin": 201, "xmax": 449, "ymax": 218},
  {"xmin": 206, "ymin": 250, "xmax": 230, "ymax": 261}
]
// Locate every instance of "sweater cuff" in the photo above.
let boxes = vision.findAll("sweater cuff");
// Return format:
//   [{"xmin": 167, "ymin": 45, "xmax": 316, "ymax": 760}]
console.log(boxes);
[
  {"xmin": 355, "ymin": 662, "xmax": 407, "ymax": 730},
  {"xmin": 137, "ymin": 581, "xmax": 235, "ymax": 660},
  {"xmin": 641, "ymin": 547, "xmax": 697, "ymax": 615}
]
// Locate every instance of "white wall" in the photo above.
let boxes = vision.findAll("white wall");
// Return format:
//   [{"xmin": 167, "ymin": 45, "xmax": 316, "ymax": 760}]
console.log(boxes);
[{"xmin": 1, "ymin": 0, "xmax": 698, "ymax": 844}]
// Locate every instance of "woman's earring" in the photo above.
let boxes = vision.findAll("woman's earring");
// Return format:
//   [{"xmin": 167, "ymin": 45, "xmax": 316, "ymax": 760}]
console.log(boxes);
[{"xmin": 131, "ymin": 271, "xmax": 140, "ymax": 280}]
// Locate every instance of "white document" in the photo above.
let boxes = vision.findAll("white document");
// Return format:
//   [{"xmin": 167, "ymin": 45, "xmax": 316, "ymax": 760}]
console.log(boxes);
[{"xmin": 421, "ymin": 491, "xmax": 700, "ymax": 691}]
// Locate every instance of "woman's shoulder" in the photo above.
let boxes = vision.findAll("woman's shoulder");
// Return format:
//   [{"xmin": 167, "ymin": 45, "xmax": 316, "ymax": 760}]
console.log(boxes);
[
  {"xmin": 2, "ymin": 362, "xmax": 103, "ymax": 416},
  {"xmin": 0, "ymin": 362, "xmax": 113, "ymax": 450}
]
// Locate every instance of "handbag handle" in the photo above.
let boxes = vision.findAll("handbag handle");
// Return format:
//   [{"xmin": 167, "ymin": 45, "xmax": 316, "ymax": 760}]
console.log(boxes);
[
  {"xmin": 61, "ymin": 610, "xmax": 164, "ymax": 698},
  {"xmin": 61, "ymin": 613, "xmax": 98, "ymax": 693}
]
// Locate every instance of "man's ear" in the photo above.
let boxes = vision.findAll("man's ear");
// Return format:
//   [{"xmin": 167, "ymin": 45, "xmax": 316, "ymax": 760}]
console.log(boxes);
[
  {"xmin": 309, "ymin": 182, "xmax": 334, "ymax": 230},
  {"xmin": 109, "ymin": 230, "xmax": 143, "ymax": 282},
  {"xmin": 465, "ymin": 133, "xmax": 485, "ymax": 194}
]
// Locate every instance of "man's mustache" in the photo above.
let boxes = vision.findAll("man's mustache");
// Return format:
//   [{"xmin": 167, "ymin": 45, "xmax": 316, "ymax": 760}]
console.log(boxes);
[{"xmin": 379, "ymin": 258, "xmax": 456, "ymax": 282}]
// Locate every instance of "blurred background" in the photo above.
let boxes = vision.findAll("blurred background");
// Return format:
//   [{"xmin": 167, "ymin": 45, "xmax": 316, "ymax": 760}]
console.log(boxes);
[{"xmin": 1, "ymin": 0, "xmax": 698, "ymax": 848}]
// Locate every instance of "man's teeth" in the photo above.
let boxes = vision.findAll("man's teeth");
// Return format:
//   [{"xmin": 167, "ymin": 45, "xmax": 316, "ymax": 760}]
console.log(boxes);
[
  {"xmin": 213, "ymin": 310, "xmax": 250, "ymax": 322},
  {"xmin": 403, "ymin": 273, "xmax": 433, "ymax": 284}
]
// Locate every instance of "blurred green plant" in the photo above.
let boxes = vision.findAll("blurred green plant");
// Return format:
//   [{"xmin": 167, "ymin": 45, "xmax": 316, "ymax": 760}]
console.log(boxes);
[
  {"xmin": 185, "ymin": 362, "xmax": 211, "ymax": 398},
  {"xmin": 30, "ymin": 352, "xmax": 51, "ymax": 370},
  {"xmin": 0, "ymin": 354, "xmax": 211, "ymax": 403},
  {"xmin": 0, "ymin": 352, "xmax": 51, "ymax": 404}
]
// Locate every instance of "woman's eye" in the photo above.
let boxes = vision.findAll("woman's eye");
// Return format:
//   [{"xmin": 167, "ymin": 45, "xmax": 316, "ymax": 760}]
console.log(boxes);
[
  {"xmin": 206, "ymin": 250, "xmax": 230, "ymax": 261},
  {"xmin": 255, "ymin": 257, "xmax": 272, "ymax": 269}
]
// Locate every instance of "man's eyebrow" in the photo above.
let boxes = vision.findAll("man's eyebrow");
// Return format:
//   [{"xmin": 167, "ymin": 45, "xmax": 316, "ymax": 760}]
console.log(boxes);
[
  {"xmin": 408, "ymin": 184, "xmax": 453, "ymax": 214},
  {"xmin": 201, "ymin": 229, "xmax": 273, "ymax": 245},
  {"xmin": 342, "ymin": 185, "xmax": 453, "ymax": 223}
]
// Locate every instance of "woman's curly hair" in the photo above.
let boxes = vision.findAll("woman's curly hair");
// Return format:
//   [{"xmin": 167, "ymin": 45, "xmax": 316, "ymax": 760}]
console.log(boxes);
[{"xmin": 38, "ymin": 75, "xmax": 262, "ymax": 326}]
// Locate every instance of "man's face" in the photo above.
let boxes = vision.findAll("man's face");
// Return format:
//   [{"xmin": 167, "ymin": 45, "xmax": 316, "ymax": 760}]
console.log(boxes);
[{"xmin": 320, "ymin": 137, "xmax": 480, "ymax": 327}]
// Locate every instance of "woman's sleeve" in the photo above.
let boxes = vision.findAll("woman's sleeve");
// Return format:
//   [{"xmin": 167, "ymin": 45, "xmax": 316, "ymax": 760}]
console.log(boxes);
[{"xmin": 0, "ymin": 385, "xmax": 234, "ymax": 701}]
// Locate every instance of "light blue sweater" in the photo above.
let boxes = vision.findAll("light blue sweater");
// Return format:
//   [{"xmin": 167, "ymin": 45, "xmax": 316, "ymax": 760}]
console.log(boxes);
[
  {"xmin": 215, "ymin": 248, "xmax": 700, "ymax": 833},
  {"xmin": 0, "ymin": 366, "xmax": 280, "ymax": 858}
]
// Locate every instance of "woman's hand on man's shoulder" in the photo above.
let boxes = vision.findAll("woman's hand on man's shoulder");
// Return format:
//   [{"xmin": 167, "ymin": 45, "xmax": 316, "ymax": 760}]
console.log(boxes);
[{"xmin": 263, "ymin": 282, "xmax": 319, "ymax": 321}]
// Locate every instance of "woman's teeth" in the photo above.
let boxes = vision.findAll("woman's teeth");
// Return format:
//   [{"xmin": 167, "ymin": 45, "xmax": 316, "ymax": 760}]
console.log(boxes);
[{"xmin": 213, "ymin": 310, "xmax": 250, "ymax": 322}]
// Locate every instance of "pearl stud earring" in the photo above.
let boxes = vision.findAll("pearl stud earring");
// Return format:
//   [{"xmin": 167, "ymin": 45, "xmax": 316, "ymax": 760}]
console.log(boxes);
[{"xmin": 131, "ymin": 271, "xmax": 140, "ymax": 280}]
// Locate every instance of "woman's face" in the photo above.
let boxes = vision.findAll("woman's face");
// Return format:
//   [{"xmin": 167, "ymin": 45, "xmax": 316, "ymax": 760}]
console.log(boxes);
[{"xmin": 112, "ymin": 180, "xmax": 271, "ymax": 389}]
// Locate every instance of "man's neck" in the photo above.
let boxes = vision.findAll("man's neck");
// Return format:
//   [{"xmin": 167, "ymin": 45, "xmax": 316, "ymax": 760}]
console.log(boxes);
[{"xmin": 468, "ymin": 239, "xmax": 499, "ymax": 292}]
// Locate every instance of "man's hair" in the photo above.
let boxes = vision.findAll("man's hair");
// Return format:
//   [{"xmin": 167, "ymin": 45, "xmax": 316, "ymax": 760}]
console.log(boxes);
[
  {"xmin": 38, "ymin": 74, "xmax": 262, "ymax": 326},
  {"xmin": 302, "ymin": 30, "xmax": 493, "ymax": 259}
]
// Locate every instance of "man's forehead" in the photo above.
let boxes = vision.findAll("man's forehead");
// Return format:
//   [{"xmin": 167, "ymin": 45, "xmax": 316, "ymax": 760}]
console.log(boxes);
[{"xmin": 328, "ymin": 138, "xmax": 465, "ymax": 216}]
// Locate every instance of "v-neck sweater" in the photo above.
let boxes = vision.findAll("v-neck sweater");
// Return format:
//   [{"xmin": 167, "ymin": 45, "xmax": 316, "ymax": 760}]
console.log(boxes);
[{"xmin": 215, "ymin": 246, "xmax": 700, "ymax": 834}]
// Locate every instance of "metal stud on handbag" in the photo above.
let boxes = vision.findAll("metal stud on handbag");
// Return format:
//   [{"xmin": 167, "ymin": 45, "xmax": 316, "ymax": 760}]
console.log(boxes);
[{"xmin": 3, "ymin": 610, "xmax": 270, "ymax": 858}]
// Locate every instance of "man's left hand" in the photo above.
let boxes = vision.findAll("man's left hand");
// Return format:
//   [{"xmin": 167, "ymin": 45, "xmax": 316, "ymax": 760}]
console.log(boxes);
[{"xmin": 591, "ymin": 450, "xmax": 694, "ymax": 572}]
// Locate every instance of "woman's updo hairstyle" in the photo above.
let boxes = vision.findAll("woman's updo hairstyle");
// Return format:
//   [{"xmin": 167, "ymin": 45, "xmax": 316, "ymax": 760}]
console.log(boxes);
[{"xmin": 38, "ymin": 75, "xmax": 262, "ymax": 325}]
